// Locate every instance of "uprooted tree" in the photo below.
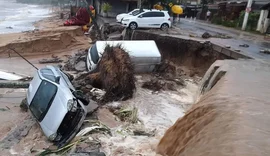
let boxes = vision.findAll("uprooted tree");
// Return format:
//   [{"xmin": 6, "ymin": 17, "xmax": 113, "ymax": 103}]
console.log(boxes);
[{"xmin": 75, "ymin": 44, "xmax": 136, "ymax": 103}]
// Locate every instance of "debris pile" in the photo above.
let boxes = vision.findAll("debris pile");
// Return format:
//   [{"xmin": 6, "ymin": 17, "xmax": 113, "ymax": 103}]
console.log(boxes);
[
  {"xmin": 202, "ymin": 32, "xmax": 212, "ymax": 39},
  {"xmin": 63, "ymin": 49, "xmax": 88, "ymax": 72},
  {"xmin": 142, "ymin": 78, "xmax": 178, "ymax": 92},
  {"xmin": 114, "ymin": 107, "xmax": 139, "ymax": 123},
  {"xmin": 74, "ymin": 44, "xmax": 136, "ymax": 103},
  {"xmin": 39, "ymin": 55, "xmax": 63, "ymax": 64}
]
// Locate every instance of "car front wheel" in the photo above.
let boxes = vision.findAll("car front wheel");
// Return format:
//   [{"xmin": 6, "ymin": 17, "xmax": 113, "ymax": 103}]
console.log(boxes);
[
  {"xmin": 129, "ymin": 22, "xmax": 138, "ymax": 30},
  {"xmin": 161, "ymin": 23, "xmax": 169, "ymax": 30}
]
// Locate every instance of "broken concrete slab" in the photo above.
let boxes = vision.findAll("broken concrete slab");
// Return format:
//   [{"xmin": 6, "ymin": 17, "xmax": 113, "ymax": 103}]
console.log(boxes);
[
  {"xmin": 86, "ymin": 101, "xmax": 99, "ymax": 114},
  {"xmin": 75, "ymin": 61, "xmax": 87, "ymax": 72},
  {"xmin": 97, "ymin": 108, "xmax": 121, "ymax": 129},
  {"xmin": 107, "ymin": 33, "xmax": 122, "ymax": 41},
  {"xmin": 38, "ymin": 58, "xmax": 63, "ymax": 64}
]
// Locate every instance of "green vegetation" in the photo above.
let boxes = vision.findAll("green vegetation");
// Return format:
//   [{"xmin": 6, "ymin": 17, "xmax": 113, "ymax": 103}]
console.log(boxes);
[
  {"xmin": 101, "ymin": 2, "xmax": 112, "ymax": 13},
  {"xmin": 211, "ymin": 11, "xmax": 260, "ymax": 31}
]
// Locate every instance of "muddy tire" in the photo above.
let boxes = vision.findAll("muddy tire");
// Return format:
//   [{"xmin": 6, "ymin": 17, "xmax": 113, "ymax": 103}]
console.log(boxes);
[
  {"xmin": 161, "ymin": 23, "xmax": 169, "ymax": 30},
  {"xmin": 129, "ymin": 22, "xmax": 138, "ymax": 30}
]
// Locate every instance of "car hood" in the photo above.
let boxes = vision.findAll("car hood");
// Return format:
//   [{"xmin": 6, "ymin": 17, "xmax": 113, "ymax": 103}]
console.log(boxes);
[{"xmin": 117, "ymin": 13, "xmax": 133, "ymax": 19}]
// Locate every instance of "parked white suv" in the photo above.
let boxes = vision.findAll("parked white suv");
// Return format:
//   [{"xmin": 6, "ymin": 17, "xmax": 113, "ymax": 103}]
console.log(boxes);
[
  {"xmin": 116, "ymin": 9, "xmax": 148, "ymax": 23},
  {"xmin": 121, "ymin": 10, "xmax": 171, "ymax": 30}
]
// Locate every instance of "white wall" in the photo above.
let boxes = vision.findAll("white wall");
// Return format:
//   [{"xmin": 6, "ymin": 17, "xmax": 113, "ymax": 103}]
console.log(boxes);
[{"xmin": 257, "ymin": 10, "xmax": 269, "ymax": 33}]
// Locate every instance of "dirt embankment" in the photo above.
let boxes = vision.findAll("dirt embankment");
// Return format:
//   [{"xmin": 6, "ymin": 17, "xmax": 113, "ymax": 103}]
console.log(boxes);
[
  {"xmin": 129, "ymin": 30, "xmax": 231, "ymax": 77},
  {"xmin": 157, "ymin": 60, "xmax": 270, "ymax": 156},
  {"xmin": 0, "ymin": 26, "xmax": 88, "ymax": 57}
]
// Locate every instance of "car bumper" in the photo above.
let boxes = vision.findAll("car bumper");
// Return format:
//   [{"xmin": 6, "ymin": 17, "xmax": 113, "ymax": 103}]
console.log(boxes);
[
  {"xmin": 121, "ymin": 21, "xmax": 129, "ymax": 27},
  {"xmin": 56, "ymin": 102, "xmax": 87, "ymax": 148}
]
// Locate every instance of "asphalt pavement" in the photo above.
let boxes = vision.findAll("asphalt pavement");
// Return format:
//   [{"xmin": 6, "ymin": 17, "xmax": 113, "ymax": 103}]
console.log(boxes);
[{"xmin": 174, "ymin": 18, "xmax": 270, "ymax": 62}]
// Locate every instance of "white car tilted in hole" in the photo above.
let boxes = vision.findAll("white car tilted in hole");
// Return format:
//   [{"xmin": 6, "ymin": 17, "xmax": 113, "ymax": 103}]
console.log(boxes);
[
  {"xmin": 121, "ymin": 10, "xmax": 171, "ymax": 30},
  {"xmin": 26, "ymin": 66, "xmax": 89, "ymax": 147},
  {"xmin": 116, "ymin": 9, "xmax": 149, "ymax": 23}
]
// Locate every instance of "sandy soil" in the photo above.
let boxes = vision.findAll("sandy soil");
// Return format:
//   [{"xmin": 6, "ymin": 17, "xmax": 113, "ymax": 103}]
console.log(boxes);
[
  {"xmin": 0, "ymin": 12, "xmax": 92, "ymax": 155},
  {"xmin": 0, "ymin": 12, "xmax": 91, "ymax": 58}
]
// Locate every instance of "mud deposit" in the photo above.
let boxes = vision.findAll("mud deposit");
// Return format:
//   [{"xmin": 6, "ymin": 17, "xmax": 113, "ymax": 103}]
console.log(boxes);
[
  {"xmin": 157, "ymin": 60, "xmax": 270, "ymax": 156},
  {"xmin": 0, "ymin": 27, "xmax": 88, "ymax": 57}
]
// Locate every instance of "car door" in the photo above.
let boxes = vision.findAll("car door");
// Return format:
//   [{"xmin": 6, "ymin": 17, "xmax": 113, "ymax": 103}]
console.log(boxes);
[
  {"xmin": 136, "ymin": 12, "xmax": 152, "ymax": 28},
  {"xmin": 137, "ymin": 12, "xmax": 165, "ymax": 28},
  {"xmin": 150, "ymin": 12, "xmax": 165, "ymax": 28}
]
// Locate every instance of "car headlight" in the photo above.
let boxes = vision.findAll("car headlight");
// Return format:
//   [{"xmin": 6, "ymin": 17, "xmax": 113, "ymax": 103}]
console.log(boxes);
[
  {"xmin": 67, "ymin": 99, "xmax": 77, "ymax": 112},
  {"xmin": 49, "ymin": 133, "xmax": 62, "ymax": 141},
  {"xmin": 49, "ymin": 133, "xmax": 57, "ymax": 141},
  {"xmin": 122, "ymin": 19, "xmax": 129, "ymax": 22}
]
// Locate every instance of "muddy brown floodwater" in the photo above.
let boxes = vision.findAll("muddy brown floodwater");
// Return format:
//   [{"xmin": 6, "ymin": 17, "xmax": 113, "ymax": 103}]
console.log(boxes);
[
  {"xmin": 158, "ymin": 59, "xmax": 270, "ymax": 156},
  {"xmin": 97, "ymin": 75, "xmax": 199, "ymax": 156}
]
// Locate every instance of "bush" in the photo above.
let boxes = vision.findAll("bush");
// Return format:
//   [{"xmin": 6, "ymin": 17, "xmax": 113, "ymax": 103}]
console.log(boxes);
[
  {"xmin": 102, "ymin": 3, "xmax": 112, "ymax": 13},
  {"xmin": 211, "ymin": 14, "xmax": 222, "ymax": 25},
  {"xmin": 238, "ymin": 11, "xmax": 260, "ymax": 31}
]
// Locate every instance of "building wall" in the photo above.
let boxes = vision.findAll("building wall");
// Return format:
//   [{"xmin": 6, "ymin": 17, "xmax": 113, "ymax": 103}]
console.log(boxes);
[{"xmin": 95, "ymin": 0, "xmax": 138, "ymax": 17}]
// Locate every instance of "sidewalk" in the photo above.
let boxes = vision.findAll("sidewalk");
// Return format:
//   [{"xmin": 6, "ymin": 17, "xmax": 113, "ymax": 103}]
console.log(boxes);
[
  {"xmin": 174, "ymin": 18, "xmax": 270, "ymax": 62},
  {"xmin": 181, "ymin": 18, "xmax": 265, "ymax": 38}
]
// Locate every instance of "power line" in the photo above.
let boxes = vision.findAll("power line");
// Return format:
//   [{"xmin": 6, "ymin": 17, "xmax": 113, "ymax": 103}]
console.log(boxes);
[{"xmin": 7, "ymin": 48, "xmax": 38, "ymax": 70}]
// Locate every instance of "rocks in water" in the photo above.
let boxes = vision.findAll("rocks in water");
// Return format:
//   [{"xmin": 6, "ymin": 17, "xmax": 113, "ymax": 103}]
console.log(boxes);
[
  {"xmin": 239, "ymin": 44, "xmax": 249, "ymax": 48},
  {"xmin": 142, "ymin": 78, "xmax": 180, "ymax": 92},
  {"xmin": 202, "ymin": 32, "xmax": 212, "ymax": 39},
  {"xmin": 260, "ymin": 49, "xmax": 270, "ymax": 54},
  {"xmin": 20, "ymin": 98, "xmax": 28, "ymax": 112}
]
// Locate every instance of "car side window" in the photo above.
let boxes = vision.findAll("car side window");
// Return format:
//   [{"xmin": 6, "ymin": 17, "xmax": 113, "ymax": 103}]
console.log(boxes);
[
  {"xmin": 40, "ymin": 69, "xmax": 56, "ymax": 82},
  {"xmin": 90, "ymin": 44, "xmax": 99, "ymax": 64},
  {"xmin": 141, "ymin": 12, "xmax": 165, "ymax": 18},
  {"xmin": 155, "ymin": 12, "xmax": 165, "ymax": 17},
  {"xmin": 141, "ymin": 12, "xmax": 153, "ymax": 18}
]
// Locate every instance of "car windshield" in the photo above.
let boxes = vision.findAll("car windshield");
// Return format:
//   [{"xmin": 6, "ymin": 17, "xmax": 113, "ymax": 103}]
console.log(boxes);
[
  {"xmin": 29, "ymin": 80, "xmax": 57, "ymax": 122},
  {"xmin": 90, "ymin": 44, "xmax": 99, "ymax": 64},
  {"xmin": 132, "ymin": 10, "xmax": 141, "ymax": 16}
]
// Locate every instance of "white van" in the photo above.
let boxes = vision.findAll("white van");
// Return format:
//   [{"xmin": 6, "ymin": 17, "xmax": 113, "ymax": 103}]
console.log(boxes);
[{"xmin": 86, "ymin": 40, "xmax": 161, "ymax": 73}]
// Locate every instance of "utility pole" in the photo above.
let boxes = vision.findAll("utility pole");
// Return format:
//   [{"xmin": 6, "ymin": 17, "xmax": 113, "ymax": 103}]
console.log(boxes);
[{"xmin": 241, "ymin": 0, "xmax": 253, "ymax": 30}]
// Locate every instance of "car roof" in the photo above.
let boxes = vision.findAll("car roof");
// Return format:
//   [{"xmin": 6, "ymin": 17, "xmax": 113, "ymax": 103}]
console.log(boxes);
[{"xmin": 95, "ymin": 40, "xmax": 161, "ymax": 58}]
